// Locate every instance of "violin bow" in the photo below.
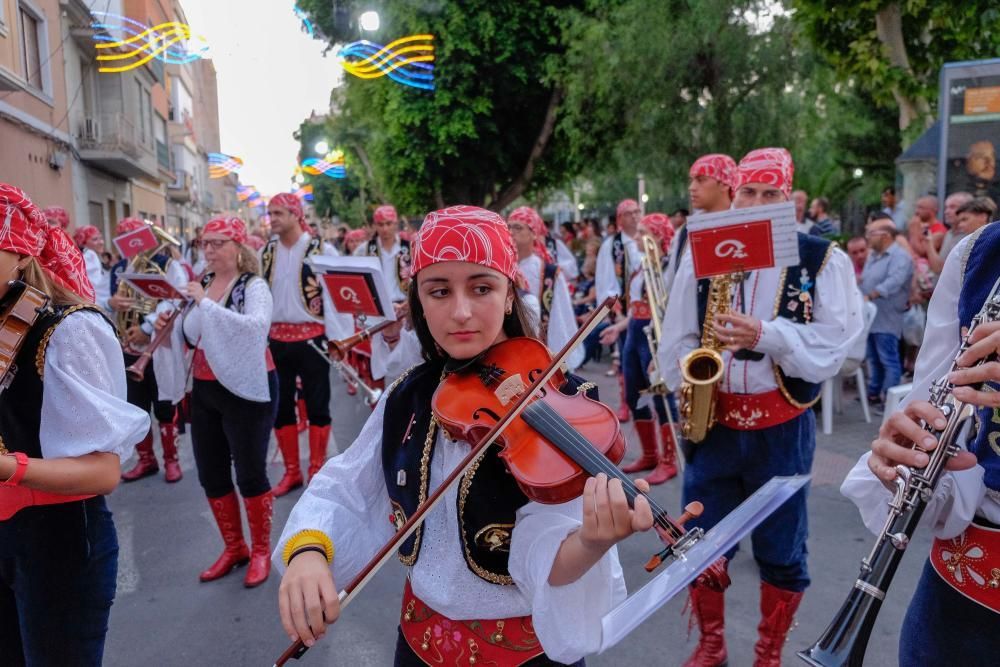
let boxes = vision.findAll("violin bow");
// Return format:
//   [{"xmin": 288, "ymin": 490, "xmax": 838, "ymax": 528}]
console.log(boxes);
[{"xmin": 273, "ymin": 297, "xmax": 618, "ymax": 666}]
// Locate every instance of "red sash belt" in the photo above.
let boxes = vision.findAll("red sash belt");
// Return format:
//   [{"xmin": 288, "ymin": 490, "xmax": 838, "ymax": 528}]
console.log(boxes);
[
  {"xmin": 930, "ymin": 521, "xmax": 1000, "ymax": 614},
  {"xmin": 629, "ymin": 300, "xmax": 652, "ymax": 320},
  {"xmin": 400, "ymin": 579, "xmax": 544, "ymax": 666},
  {"xmin": 192, "ymin": 348, "xmax": 275, "ymax": 382},
  {"xmin": 716, "ymin": 388, "xmax": 807, "ymax": 431},
  {"xmin": 269, "ymin": 322, "xmax": 324, "ymax": 343},
  {"xmin": 1, "ymin": 488, "xmax": 94, "ymax": 521}
]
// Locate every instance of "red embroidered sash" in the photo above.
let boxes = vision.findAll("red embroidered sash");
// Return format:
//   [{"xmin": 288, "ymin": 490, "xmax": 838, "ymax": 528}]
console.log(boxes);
[
  {"xmin": 930, "ymin": 521, "xmax": 1000, "ymax": 613},
  {"xmin": 716, "ymin": 388, "xmax": 807, "ymax": 431}
]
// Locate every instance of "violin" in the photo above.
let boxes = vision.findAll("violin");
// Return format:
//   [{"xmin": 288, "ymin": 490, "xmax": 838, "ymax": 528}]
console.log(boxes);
[{"xmin": 0, "ymin": 281, "xmax": 50, "ymax": 394}]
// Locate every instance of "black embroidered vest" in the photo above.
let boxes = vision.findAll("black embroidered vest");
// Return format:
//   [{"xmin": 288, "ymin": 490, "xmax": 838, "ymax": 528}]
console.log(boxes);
[
  {"xmin": 200, "ymin": 272, "xmax": 255, "ymax": 312},
  {"xmin": 611, "ymin": 232, "xmax": 629, "ymax": 305},
  {"xmin": 382, "ymin": 359, "xmax": 598, "ymax": 584},
  {"xmin": 364, "ymin": 237, "xmax": 412, "ymax": 294},
  {"xmin": 696, "ymin": 233, "xmax": 834, "ymax": 407},
  {"xmin": 0, "ymin": 304, "xmax": 113, "ymax": 459},
  {"xmin": 537, "ymin": 262, "xmax": 560, "ymax": 341},
  {"xmin": 261, "ymin": 237, "xmax": 324, "ymax": 321},
  {"xmin": 543, "ymin": 234, "xmax": 559, "ymax": 265}
]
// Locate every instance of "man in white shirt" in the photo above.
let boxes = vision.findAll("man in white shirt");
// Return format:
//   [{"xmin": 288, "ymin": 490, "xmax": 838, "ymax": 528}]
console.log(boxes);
[
  {"xmin": 261, "ymin": 193, "xmax": 340, "ymax": 496},
  {"xmin": 659, "ymin": 148, "xmax": 864, "ymax": 666}
]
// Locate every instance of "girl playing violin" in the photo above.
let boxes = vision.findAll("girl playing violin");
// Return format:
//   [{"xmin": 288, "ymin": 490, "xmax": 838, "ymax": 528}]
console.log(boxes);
[
  {"xmin": 275, "ymin": 206, "xmax": 654, "ymax": 665},
  {"xmin": 0, "ymin": 183, "xmax": 149, "ymax": 666}
]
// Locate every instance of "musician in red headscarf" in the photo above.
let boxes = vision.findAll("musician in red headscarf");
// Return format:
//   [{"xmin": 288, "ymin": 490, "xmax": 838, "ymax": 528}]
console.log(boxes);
[
  {"xmin": 275, "ymin": 205, "xmax": 655, "ymax": 665},
  {"xmin": 658, "ymin": 149, "xmax": 864, "ymax": 666},
  {"xmin": 259, "ymin": 193, "xmax": 345, "ymax": 497},
  {"xmin": 72, "ymin": 224, "xmax": 111, "ymax": 314},
  {"xmin": 0, "ymin": 183, "xmax": 149, "ymax": 665},
  {"xmin": 43, "ymin": 205, "xmax": 71, "ymax": 231},
  {"xmin": 154, "ymin": 216, "xmax": 279, "ymax": 587}
]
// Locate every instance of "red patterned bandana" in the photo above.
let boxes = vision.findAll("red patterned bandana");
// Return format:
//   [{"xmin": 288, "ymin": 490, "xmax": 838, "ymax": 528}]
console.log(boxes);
[
  {"xmin": 617, "ymin": 199, "xmax": 640, "ymax": 220},
  {"xmin": 0, "ymin": 183, "xmax": 95, "ymax": 301},
  {"xmin": 346, "ymin": 228, "xmax": 368, "ymax": 244},
  {"xmin": 411, "ymin": 206, "xmax": 518, "ymax": 282},
  {"xmin": 736, "ymin": 148, "xmax": 794, "ymax": 199},
  {"xmin": 690, "ymin": 154, "xmax": 737, "ymax": 192},
  {"xmin": 73, "ymin": 225, "xmax": 101, "ymax": 248},
  {"xmin": 43, "ymin": 206, "xmax": 70, "ymax": 230},
  {"xmin": 270, "ymin": 192, "xmax": 309, "ymax": 232},
  {"xmin": 508, "ymin": 206, "xmax": 552, "ymax": 263},
  {"xmin": 203, "ymin": 216, "xmax": 248, "ymax": 244},
  {"xmin": 374, "ymin": 204, "xmax": 398, "ymax": 224},
  {"xmin": 246, "ymin": 234, "xmax": 266, "ymax": 251},
  {"xmin": 116, "ymin": 218, "xmax": 146, "ymax": 236},
  {"xmin": 640, "ymin": 213, "xmax": 674, "ymax": 253}
]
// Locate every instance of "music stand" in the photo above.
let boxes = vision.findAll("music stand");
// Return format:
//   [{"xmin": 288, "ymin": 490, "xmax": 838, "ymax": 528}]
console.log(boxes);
[
  {"xmin": 307, "ymin": 255, "xmax": 397, "ymax": 328},
  {"xmin": 686, "ymin": 201, "xmax": 799, "ymax": 279}
]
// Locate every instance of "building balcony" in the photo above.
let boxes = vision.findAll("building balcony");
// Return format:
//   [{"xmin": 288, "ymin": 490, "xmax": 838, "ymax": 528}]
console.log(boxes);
[
  {"xmin": 78, "ymin": 114, "xmax": 161, "ymax": 181},
  {"xmin": 168, "ymin": 171, "xmax": 193, "ymax": 203}
]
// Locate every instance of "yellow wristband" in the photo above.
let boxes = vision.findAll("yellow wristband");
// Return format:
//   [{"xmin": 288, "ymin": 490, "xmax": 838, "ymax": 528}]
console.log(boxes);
[{"xmin": 282, "ymin": 529, "xmax": 335, "ymax": 566}]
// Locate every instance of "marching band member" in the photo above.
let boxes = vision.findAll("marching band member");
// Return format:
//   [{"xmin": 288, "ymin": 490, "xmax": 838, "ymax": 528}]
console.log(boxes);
[
  {"xmin": 43, "ymin": 205, "xmax": 71, "ymax": 231},
  {"xmin": 596, "ymin": 199, "xmax": 644, "ymax": 423},
  {"xmin": 72, "ymin": 224, "xmax": 111, "ymax": 313},
  {"xmin": 665, "ymin": 154, "xmax": 736, "ymax": 294},
  {"xmin": 274, "ymin": 205, "xmax": 653, "ymax": 665},
  {"xmin": 108, "ymin": 218, "xmax": 188, "ymax": 484},
  {"xmin": 508, "ymin": 206, "xmax": 584, "ymax": 371},
  {"xmin": 353, "ymin": 204, "xmax": 412, "ymax": 303},
  {"xmin": 536, "ymin": 212, "xmax": 579, "ymax": 282},
  {"xmin": 842, "ymin": 222, "xmax": 1000, "ymax": 664},
  {"xmin": 261, "ymin": 193, "xmax": 340, "ymax": 497},
  {"xmin": 0, "ymin": 184, "xmax": 148, "ymax": 665},
  {"xmin": 659, "ymin": 149, "xmax": 863, "ymax": 666},
  {"xmin": 156, "ymin": 216, "xmax": 279, "ymax": 588}
]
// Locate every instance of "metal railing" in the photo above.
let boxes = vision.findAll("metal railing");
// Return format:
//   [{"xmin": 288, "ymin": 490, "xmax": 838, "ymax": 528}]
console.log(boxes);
[{"xmin": 78, "ymin": 114, "xmax": 142, "ymax": 159}]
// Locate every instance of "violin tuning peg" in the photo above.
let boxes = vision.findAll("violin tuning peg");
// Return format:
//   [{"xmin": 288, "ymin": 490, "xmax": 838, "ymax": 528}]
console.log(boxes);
[{"xmin": 677, "ymin": 501, "xmax": 704, "ymax": 527}]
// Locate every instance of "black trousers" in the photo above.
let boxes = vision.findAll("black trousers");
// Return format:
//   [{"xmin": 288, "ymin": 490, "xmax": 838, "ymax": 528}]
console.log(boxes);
[
  {"xmin": 191, "ymin": 372, "xmax": 279, "ymax": 499},
  {"xmin": 269, "ymin": 337, "xmax": 331, "ymax": 428},
  {"xmin": 124, "ymin": 352, "xmax": 176, "ymax": 424}
]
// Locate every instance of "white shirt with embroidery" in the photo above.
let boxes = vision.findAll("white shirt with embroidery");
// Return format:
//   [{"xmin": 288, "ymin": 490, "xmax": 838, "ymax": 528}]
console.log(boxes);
[{"xmin": 595, "ymin": 233, "xmax": 643, "ymax": 303}]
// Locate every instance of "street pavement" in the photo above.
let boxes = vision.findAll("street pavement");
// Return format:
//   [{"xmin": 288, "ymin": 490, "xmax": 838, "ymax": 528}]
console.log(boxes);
[{"xmin": 104, "ymin": 362, "xmax": 924, "ymax": 666}]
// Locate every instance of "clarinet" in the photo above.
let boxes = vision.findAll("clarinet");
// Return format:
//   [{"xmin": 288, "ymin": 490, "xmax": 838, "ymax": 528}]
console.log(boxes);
[{"xmin": 799, "ymin": 276, "xmax": 1000, "ymax": 667}]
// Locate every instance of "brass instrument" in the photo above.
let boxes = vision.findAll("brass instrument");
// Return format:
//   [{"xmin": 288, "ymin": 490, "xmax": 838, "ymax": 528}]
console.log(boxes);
[
  {"xmin": 306, "ymin": 339, "xmax": 384, "ymax": 407},
  {"xmin": 328, "ymin": 319, "xmax": 395, "ymax": 359},
  {"xmin": 678, "ymin": 272, "xmax": 732, "ymax": 443},
  {"xmin": 114, "ymin": 224, "xmax": 181, "ymax": 346}
]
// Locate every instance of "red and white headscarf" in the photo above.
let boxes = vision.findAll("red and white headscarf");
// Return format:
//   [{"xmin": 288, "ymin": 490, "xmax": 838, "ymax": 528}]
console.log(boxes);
[
  {"xmin": 43, "ymin": 206, "xmax": 71, "ymax": 230},
  {"xmin": 616, "ymin": 199, "xmax": 640, "ymax": 220},
  {"xmin": 0, "ymin": 183, "xmax": 95, "ymax": 301},
  {"xmin": 411, "ymin": 205, "xmax": 518, "ymax": 283},
  {"xmin": 245, "ymin": 234, "xmax": 266, "ymax": 251},
  {"xmin": 116, "ymin": 218, "xmax": 147, "ymax": 236},
  {"xmin": 639, "ymin": 213, "xmax": 674, "ymax": 253},
  {"xmin": 374, "ymin": 204, "xmax": 398, "ymax": 224},
  {"xmin": 270, "ymin": 192, "xmax": 309, "ymax": 232},
  {"xmin": 203, "ymin": 216, "xmax": 248, "ymax": 244},
  {"xmin": 73, "ymin": 225, "xmax": 101, "ymax": 248},
  {"xmin": 690, "ymin": 154, "xmax": 737, "ymax": 193},
  {"xmin": 508, "ymin": 206, "xmax": 553, "ymax": 263},
  {"xmin": 736, "ymin": 148, "xmax": 794, "ymax": 199}
]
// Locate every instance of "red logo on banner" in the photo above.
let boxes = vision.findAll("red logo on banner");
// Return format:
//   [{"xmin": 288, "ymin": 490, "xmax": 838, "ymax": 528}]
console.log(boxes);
[
  {"xmin": 322, "ymin": 272, "xmax": 386, "ymax": 317},
  {"xmin": 688, "ymin": 220, "xmax": 775, "ymax": 279},
  {"xmin": 122, "ymin": 275, "xmax": 185, "ymax": 301},
  {"xmin": 113, "ymin": 227, "xmax": 158, "ymax": 259}
]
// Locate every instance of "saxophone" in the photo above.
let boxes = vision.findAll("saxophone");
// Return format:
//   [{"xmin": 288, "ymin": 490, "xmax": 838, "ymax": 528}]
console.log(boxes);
[{"xmin": 678, "ymin": 273, "xmax": 732, "ymax": 443}]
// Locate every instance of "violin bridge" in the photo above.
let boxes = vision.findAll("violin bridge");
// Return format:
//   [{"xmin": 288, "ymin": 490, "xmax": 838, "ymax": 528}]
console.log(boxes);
[{"xmin": 494, "ymin": 373, "xmax": 527, "ymax": 406}]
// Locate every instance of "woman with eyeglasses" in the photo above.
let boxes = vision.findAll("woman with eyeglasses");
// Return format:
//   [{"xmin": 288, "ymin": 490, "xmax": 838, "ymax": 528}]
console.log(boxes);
[{"xmin": 154, "ymin": 216, "xmax": 279, "ymax": 587}]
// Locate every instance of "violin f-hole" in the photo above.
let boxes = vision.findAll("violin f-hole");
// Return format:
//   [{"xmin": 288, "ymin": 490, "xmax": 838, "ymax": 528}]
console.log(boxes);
[{"xmin": 473, "ymin": 407, "xmax": 502, "ymax": 422}]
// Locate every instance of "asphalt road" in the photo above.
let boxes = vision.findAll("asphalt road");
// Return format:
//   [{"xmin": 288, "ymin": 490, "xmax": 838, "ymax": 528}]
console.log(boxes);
[{"xmin": 103, "ymin": 362, "xmax": 925, "ymax": 666}]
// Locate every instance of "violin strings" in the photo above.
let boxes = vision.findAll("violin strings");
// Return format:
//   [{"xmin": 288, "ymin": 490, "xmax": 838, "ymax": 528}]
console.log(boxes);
[{"xmin": 522, "ymin": 401, "xmax": 681, "ymax": 538}]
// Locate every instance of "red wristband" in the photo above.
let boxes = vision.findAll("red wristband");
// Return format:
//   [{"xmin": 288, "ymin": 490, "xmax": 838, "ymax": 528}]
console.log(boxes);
[{"xmin": 1, "ymin": 452, "xmax": 28, "ymax": 487}]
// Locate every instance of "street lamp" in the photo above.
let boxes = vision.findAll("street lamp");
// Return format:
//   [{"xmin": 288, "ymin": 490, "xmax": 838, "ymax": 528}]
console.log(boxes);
[
  {"xmin": 314, "ymin": 140, "xmax": 330, "ymax": 155},
  {"xmin": 853, "ymin": 167, "xmax": 864, "ymax": 179},
  {"xmin": 359, "ymin": 10, "xmax": 380, "ymax": 32}
]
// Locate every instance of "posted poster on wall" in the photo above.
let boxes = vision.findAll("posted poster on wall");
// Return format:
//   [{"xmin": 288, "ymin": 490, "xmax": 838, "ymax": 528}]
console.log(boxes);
[{"xmin": 938, "ymin": 59, "xmax": 1000, "ymax": 206}]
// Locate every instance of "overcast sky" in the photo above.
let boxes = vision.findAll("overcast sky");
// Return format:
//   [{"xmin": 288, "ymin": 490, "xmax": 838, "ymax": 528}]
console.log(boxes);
[{"xmin": 183, "ymin": 1, "xmax": 343, "ymax": 196}]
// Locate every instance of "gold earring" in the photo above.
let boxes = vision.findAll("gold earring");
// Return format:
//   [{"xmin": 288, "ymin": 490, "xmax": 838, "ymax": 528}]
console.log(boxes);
[{"xmin": 505, "ymin": 304, "xmax": 512, "ymax": 315}]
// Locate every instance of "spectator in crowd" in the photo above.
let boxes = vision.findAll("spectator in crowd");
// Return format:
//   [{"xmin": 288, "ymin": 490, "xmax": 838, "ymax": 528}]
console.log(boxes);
[
  {"xmin": 792, "ymin": 189, "xmax": 812, "ymax": 233},
  {"xmin": 606, "ymin": 219, "xmax": 618, "ymax": 237},
  {"xmin": 926, "ymin": 191, "xmax": 974, "ymax": 273},
  {"xmin": 881, "ymin": 185, "xmax": 906, "ymax": 229},
  {"xmin": 905, "ymin": 216, "xmax": 936, "ymax": 307},
  {"xmin": 669, "ymin": 208, "xmax": 688, "ymax": 229},
  {"xmin": 808, "ymin": 196, "xmax": 836, "ymax": 237},
  {"xmin": 913, "ymin": 195, "xmax": 946, "ymax": 235},
  {"xmin": 859, "ymin": 218, "xmax": 914, "ymax": 405},
  {"xmin": 846, "ymin": 236, "xmax": 868, "ymax": 282},
  {"xmin": 955, "ymin": 196, "xmax": 997, "ymax": 235}
]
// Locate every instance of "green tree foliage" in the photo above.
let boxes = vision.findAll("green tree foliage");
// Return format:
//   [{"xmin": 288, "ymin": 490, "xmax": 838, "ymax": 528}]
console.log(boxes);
[
  {"xmin": 792, "ymin": 0, "xmax": 1000, "ymax": 141},
  {"xmin": 296, "ymin": 0, "xmax": 587, "ymax": 215}
]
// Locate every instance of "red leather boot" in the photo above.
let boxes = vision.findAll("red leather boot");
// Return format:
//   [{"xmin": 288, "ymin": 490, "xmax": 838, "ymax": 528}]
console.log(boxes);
[
  {"xmin": 272, "ymin": 425, "xmax": 303, "ymax": 497},
  {"xmin": 296, "ymin": 389, "xmax": 308, "ymax": 433},
  {"xmin": 308, "ymin": 424, "xmax": 331, "ymax": 479},
  {"xmin": 121, "ymin": 431, "xmax": 158, "ymax": 482},
  {"xmin": 644, "ymin": 422, "xmax": 679, "ymax": 485},
  {"xmin": 616, "ymin": 372, "xmax": 630, "ymax": 423},
  {"xmin": 160, "ymin": 422, "xmax": 183, "ymax": 483},
  {"xmin": 683, "ymin": 583, "xmax": 728, "ymax": 667},
  {"xmin": 200, "ymin": 492, "xmax": 250, "ymax": 582},
  {"xmin": 753, "ymin": 582, "xmax": 804, "ymax": 667},
  {"xmin": 243, "ymin": 492, "xmax": 273, "ymax": 588},
  {"xmin": 622, "ymin": 419, "xmax": 659, "ymax": 473}
]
